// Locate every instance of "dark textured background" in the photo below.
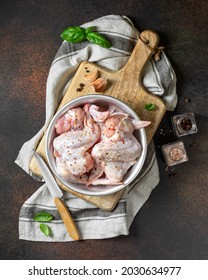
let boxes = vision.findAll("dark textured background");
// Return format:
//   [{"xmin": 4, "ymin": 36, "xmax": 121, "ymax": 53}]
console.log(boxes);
[{"xmin": 0, "ymin": 0, "xmax": 208, "ymax": 260}]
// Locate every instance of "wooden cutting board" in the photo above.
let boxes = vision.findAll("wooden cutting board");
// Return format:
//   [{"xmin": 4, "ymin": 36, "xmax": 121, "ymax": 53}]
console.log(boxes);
[{"xmin": 30, "ymin": 30, "xmax": 166, "ymax": 211}]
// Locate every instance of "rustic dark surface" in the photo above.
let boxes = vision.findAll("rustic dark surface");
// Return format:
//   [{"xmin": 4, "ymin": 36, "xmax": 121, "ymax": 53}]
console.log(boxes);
[{"xmin": 1, "ymin": 0, "xmax": 208, "ymax": 260}]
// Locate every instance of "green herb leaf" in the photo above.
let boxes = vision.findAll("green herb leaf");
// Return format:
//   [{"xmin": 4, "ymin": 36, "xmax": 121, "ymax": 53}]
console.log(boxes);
[
  {"xmin": 86, "ymin": 31, "xmax": 112, "ymax": 48},
  {"xmin": 85, "ymin": 26, "xmax": 94, "ymax": 34},
  {"xmin": 144, "ymin": 103, "xmax": 157, "ymax": 111},
  {"xmin": 40, "ymin": 223, "xmax": 50, "ymax": 237},
  {"xmin": 61, "ymin": 26, "xmax": 86, "ymax": 43},
  {"xmin": 33, "ymin": 212, "xmax": 53, "ymax": 222}
]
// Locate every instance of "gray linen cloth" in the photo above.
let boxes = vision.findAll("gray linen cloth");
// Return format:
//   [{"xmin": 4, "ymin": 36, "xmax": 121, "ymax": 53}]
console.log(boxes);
[{"xmin": 16, "ymin": 15, "xmax": 177, "ymax": 241}]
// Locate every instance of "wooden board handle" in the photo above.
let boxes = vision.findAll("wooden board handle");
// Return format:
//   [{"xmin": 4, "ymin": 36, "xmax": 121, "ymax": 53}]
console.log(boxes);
[
  {"xmin": 54, "ymin": 197, "xmax": 80, "ymax": 240},
  {"xmin": 122, "ymin": 30, "xmax": 159, "ymax": 84}
]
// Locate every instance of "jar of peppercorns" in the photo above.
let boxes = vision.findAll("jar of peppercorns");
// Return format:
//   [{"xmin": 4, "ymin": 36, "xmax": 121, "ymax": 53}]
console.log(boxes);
[{"xmin": 171, "ymin": 112, "xmax": 198, "ymax": 137}]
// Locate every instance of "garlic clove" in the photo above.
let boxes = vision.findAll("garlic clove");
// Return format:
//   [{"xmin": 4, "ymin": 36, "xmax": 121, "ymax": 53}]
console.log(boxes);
[
  {"xmin": 84, "ymin": 69, "xmax": 99, "ymax": 82},
  {"xmin": 91, "ymin": 78, "xmax": 108, "ymax": 92}
]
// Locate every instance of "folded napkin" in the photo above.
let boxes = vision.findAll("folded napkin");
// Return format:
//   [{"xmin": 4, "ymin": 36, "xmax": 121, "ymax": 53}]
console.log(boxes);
[{"xmin": 16, "ymin": 15, "xmax": 177, "ymax": 241}]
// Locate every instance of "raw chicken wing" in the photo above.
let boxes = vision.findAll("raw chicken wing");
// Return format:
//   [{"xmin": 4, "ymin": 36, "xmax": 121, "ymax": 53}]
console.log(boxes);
[
  {"xmin": 88, "ymin": 116, "xmax": 150, "ymax": 184},
  {"xmin": 53, "ymin": 105, "xmax": 100, "ymax": 183}
]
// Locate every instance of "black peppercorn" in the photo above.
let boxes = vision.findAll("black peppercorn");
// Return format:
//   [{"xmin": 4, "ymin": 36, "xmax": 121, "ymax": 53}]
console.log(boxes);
[{"xmin": 184, "ymin": 97, "xmax": 191, "ymax": 103}]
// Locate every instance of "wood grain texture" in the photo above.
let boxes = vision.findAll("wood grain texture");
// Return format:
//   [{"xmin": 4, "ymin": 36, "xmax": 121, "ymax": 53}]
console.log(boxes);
[
  {"xmin": 29, "ymin": 30, "xmax": 166, "ymax": 211},
  {"xmin": 54, "ymin": 197, "xmax": 80, "ymax": 240}
]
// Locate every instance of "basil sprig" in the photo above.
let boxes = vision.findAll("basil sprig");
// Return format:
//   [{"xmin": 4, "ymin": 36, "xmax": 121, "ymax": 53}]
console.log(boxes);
[
  {"xmin": 60, "ymin": 26, "xmax": 112, "ymax": 49},
  {"xmin": 33, "ymin": 212, "xmax": 54, "ymax": 237}
]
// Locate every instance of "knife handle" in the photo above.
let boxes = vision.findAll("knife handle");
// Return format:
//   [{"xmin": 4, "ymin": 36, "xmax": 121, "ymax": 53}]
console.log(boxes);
[{"xmin": 54, "ymin": 197, "xmax": 80, "ymax": 241}]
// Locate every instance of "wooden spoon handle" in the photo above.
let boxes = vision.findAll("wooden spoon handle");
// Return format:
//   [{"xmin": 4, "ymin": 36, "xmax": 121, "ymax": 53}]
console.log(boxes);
[{"xmin": 54, "ymin": 197, "xmax": 80, "ymax": 240}]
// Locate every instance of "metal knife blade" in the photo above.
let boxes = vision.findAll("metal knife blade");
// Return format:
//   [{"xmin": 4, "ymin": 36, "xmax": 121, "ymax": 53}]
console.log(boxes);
[{"xmin": 33, "ymin": 150, "xmax": 63, "ymax": 198}]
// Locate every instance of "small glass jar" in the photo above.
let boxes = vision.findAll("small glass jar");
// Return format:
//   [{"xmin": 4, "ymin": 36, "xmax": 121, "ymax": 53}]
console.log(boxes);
[
  {"xmin": 161, "ymin": 141, "xmax": 188, "ymax": 167},
  {"xmin": 171, "ymin": 112, "xmax": 198, "ymax": 137}
]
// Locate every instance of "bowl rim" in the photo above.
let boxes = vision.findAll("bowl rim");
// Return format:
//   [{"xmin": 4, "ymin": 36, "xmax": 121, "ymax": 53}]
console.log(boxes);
[{"xmin": 45, "ymin": 94, "xmax": 147, "ymax": 196}]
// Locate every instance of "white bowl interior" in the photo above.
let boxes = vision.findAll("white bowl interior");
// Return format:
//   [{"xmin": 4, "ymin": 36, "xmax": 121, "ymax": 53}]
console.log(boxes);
[{"xmin": 45, "ymin": 95, "xmax": 147, "ymax": 196}]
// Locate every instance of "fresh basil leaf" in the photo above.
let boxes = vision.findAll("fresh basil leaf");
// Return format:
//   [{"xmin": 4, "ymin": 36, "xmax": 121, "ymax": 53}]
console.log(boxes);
[
  {"xmin": 33, "ymin": 212, "xmax": 53, "ymax": 222},
  {"xmin": 40, "ymin": 223, "xmax": 50, "ymax": 237},
  {"xmin": 61, "ymin": 26, "xmax": 86, "ymax": 43},
  {"xmin": 144, "ymin": 103, "xmax": 157, "ymax": 111},
  {"xmin": 86, "ymin": 31, "xmax": 111, "ymax": 48}
]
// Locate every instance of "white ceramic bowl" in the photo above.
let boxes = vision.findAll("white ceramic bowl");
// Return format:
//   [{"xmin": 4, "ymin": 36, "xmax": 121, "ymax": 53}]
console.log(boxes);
[{"xmin": 45, "ymin": 95, "xmax": 147, "ymax": 196}]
